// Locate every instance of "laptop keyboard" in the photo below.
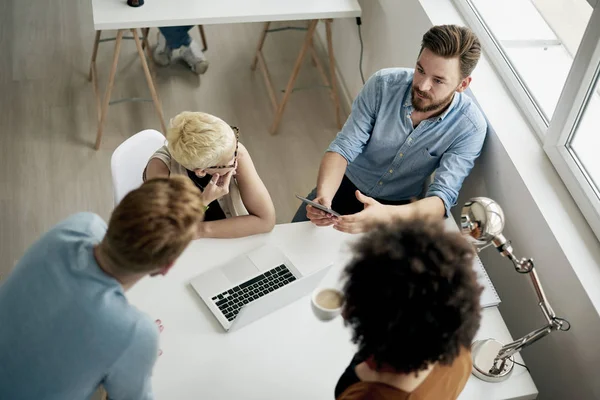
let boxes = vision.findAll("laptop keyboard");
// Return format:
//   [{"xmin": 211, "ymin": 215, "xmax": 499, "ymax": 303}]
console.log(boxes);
[{"xmin": 212, "ymin": 264, "xmax": 297, "ymax": 322}]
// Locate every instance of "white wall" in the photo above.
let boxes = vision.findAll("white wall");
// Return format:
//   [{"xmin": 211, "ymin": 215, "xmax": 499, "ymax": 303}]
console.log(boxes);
[
  {"xmin": 317, "ymin": 1, "xmax": 600, "ymax": 398},
  {"xmin": 315, "ymin": 0, "xmax": 430, "ymax": 104}
]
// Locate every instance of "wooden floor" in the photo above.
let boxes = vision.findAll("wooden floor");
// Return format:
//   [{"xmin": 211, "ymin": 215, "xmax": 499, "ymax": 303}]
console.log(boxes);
[{"xmin": 0, "ymin": 0, "xmax": 346, "ymax": 279}]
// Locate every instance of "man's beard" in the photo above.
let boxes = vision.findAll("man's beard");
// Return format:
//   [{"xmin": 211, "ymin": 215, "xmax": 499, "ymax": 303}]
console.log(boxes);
[{"xmin": 411, "ymin": 86, "xmax": 454, "ymax": 113}]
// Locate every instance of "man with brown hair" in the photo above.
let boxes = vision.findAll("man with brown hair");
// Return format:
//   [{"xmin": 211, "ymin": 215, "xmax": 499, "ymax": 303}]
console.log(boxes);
[
  {"xmin": 293, "ymin": 25, "xmax": 487, "ymax": 233},
  {"xmin": 0, "ymin": 177, "xmax": 204, "ymax": 400}
]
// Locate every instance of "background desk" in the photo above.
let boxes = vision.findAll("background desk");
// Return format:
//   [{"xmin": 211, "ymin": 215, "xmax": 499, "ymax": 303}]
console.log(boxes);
[
  {"xmin": 88, "ymin": 0, "xmax": 361, "ymax": 148},
  {"xmin": 127, "ymin": 221, "xmax": 538, "ymax": 400},
  {"xmin": 92, "ymin": 0, "xmax": 361, "ymax": 30}
]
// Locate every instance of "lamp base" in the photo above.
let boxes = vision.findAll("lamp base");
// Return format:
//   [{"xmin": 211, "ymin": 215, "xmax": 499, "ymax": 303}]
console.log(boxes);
[{"xmin": 471, "ymin": 339, "xmax": 514, "ymax": 382}]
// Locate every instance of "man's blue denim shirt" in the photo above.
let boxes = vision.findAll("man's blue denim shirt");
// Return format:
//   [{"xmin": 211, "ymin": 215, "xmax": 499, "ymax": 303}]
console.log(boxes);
[{"xmin": 328, "ymin": 68, "xmax": 487, "ymax": 215}]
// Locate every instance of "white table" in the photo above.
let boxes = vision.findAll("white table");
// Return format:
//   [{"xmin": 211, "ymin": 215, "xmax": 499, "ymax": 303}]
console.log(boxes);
[
  {"xmin": 88, "ymin": 0, "xmax": 362, "ymax": 148},
  {"xmin": 126, "ymin": 221, "xmax": 538, "ymax": 400}
]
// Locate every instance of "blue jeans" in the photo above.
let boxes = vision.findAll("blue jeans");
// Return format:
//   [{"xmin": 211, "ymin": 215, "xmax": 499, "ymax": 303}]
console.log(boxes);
[{"xmin": 159, "ymin": 26, "xmax": 194, "ymax": 49}]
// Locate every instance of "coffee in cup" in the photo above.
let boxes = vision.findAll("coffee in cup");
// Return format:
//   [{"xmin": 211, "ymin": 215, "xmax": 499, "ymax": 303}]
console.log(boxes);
[{"xmin": 311, "ymin": 288, "xmax": 344, "ymax": 321}]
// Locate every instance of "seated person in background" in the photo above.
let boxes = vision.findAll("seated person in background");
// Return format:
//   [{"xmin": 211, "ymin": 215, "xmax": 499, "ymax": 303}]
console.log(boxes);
[
  {"xmin": 145, "ymin": 111, "xmax": 276, "ymax": 238},
  {"xmin": 293, "ymin": 25, "xmax": 487, "ymax": 234},
  {"xmin": 336, "ymin": 218, "xmax": 482, "ymax": 400},
  {"xmin": 0, "ymin": 177, "xmax": 204, "ymax": 400},
  {"xmin": 154, "ymin": 26, "xmax": 209, "ymax": 75}
]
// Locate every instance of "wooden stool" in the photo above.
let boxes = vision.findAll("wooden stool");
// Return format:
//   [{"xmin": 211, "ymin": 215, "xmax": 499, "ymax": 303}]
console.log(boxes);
[{"xmin": 251, "ymin": 19, "xmax": 342, "ymax": 135}]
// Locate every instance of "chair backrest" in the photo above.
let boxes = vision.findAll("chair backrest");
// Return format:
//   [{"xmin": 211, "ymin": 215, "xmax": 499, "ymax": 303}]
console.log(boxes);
[{"xmin": 111, "ymin": 129, "xmax": 166, "ymax": 206}]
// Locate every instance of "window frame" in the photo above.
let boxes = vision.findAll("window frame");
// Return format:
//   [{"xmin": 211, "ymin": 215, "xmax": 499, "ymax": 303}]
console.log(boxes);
[
  {"xmin": 453, "ymin": 0, "xmax": 600, "ymax": 241},
  {"xmin": 452, "ymin": 0, "xmax": 553, "ymax": 139}
]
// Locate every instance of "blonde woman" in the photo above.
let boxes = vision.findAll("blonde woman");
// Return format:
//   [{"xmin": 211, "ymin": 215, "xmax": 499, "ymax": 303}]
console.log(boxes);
[{"xmin": 144, "ymin": 111, "xmax": 276, "ymax": 238}]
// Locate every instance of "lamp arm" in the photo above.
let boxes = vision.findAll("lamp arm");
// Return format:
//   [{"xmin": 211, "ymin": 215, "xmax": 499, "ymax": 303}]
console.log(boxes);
[
  {"xmin": 494, "ymin": 324, "xmax": 554, "ymax": 366},
  {"xmin": 486, "ymin": 246, "xmax": 569, "ymax": 374},
  {"xmin": 494, "ymin": 239, "xmax": 558, "ymax": 324}
]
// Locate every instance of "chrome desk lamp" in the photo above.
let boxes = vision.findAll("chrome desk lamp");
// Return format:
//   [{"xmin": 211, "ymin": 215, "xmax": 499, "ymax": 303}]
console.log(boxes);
[{"xmin": 460, "ymin": 197, "xmax": 570, "ymax": 382}]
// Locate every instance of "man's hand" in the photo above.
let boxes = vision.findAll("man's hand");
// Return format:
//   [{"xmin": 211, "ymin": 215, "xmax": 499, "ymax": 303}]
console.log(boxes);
[
  {"xmin": 307, "ymin": 196, "xmax": 335, "ymax": 227},
  {"xmin": 333, "ymin": 191, "xmax": 391, "ymax": 234},
  {"xmin": 200, "ymin": 171, "xmax": 233, "ymax": 206}
]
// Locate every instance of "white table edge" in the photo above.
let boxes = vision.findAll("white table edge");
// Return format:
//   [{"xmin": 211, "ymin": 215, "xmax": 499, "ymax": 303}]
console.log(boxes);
[{"xmin": 92, "ymin": 10, "xmax": 362, "ymax": 31}]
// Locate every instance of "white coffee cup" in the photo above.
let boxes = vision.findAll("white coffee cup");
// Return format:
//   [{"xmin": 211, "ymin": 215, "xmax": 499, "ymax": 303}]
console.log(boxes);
[{"xmin": 311, "ymin": 287, "xmax": 344, "ymax": 321}]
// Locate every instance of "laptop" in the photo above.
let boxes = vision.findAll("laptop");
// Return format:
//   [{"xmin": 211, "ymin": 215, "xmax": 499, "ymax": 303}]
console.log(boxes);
[{"xmin": 189, "ymin": 244, "xmax": 332, "ymax": 331}]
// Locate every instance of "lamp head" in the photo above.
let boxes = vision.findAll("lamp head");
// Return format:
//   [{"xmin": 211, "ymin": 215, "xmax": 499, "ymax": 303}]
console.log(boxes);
[{"xmin": 460, "ymin": 197, "xmax": 506, "ymax": 245}]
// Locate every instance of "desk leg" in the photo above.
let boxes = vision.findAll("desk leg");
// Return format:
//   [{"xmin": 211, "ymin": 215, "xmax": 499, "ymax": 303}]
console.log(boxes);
[
  {"xmin": 251, "ymin": 22, "xmax": 270, "ymax": 71},
  {"xmin": 95, "ymin": 29, "xmax": 124, "ymax": 150},
  {"xmin": 309, "ymin": 21, "xmax": 317, "ymax": 67},
  {"xmin": 142, "ymin": 28, "xmax": 153, "ymax": 64},
  {"xmin": 270, "ymin": 19, "xmax": 318, "ymax": 134},
  {"xmin": 88, "ymin": 30, "xmax": 101, "ymax": 82},
  {"xmin": 252, "ymin": 22, "xmax": 277, "ymax": 112},
  {"xmin": 326, "ymin": 19, "xmax": 342, "ymax": 129},
  {"xmin": 131, "ymin": 28, "xmax": 167, "ymax": 135},
  {"xmin": 89, "ymin": 30, "xmax": 102, "ymax": 124},
  {"xmin": 309, "ymin": 38, "xmax": 331, "ymax": 90}
]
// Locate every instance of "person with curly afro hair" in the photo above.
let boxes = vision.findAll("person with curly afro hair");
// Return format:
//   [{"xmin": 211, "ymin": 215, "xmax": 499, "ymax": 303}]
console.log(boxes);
[{"xmin": 335, "ymin": 218, "xmax": 483, "ymax": 400}]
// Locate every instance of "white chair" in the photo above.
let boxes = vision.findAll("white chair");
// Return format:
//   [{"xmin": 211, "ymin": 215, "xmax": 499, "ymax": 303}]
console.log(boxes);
[{"xmin": 111, "ymin": 129, "xmax": 166, "ymax": 205}]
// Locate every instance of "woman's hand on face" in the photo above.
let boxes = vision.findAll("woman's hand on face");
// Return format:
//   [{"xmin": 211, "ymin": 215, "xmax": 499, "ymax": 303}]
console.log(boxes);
[{"xmin": 200, "ymin": 170, "xmax": 233, "ymax": 205}]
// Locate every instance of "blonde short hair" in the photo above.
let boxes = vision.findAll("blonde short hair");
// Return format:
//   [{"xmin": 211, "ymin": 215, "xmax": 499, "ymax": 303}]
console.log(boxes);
[
  {"xmin": 167, "ymin": 111, "xmax": 236, "ymax": 170},
  {"xmin": 102, "ymin": 176, "xmax": 204, "ymax": 273}
]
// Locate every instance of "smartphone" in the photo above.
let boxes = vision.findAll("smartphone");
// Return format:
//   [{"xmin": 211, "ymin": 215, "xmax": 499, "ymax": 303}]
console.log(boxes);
[{"xmin": 295, "ymin": 194, "xmax": 341, "ymax": 217}]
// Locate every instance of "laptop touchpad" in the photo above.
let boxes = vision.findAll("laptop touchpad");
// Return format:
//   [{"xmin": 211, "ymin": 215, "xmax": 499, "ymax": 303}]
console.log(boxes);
[
  {"xmin": 222, "ymin": 258, "xmax": 259, "ymax": 284},
  {"xmin": 247, "ymin": 246, "xmax": 286, "ymax": 272}
]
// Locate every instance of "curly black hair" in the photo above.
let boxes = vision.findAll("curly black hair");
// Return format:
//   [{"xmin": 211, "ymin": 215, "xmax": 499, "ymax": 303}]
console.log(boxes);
[{"xmin": 342, "ymin": 218, "xmax": 482, "ymax": 374}]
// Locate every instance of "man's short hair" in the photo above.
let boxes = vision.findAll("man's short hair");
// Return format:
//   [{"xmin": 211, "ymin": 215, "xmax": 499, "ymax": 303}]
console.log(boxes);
[
  {"xmin": 342, "ymin": 219, "xmax": 482, "ymax": 374},
  {"xmin": 102, "ymin": 176, "xmax": 204, "ymax": 273},
  {"xmin": 167, "ymin": 111, "xmax": 236, "ymax": 170},
  {"xmin": 420, "ymin": 25, "xmax": 481, "ymax": 79}
]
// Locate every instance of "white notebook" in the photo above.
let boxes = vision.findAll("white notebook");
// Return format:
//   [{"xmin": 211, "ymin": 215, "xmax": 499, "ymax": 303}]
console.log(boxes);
[{"xmin": 473, "ymin": 254, "xmax": 501, "ymax": 308}]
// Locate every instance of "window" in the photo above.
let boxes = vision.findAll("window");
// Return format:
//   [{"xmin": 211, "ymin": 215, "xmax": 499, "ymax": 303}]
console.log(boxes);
[
  {"xmin": 569, "ymin": 72, "xmax": 600, "ymax": 194},
  {"xmin": 454, "ymin": 0, "xmax": 600, "ymax": 241}
]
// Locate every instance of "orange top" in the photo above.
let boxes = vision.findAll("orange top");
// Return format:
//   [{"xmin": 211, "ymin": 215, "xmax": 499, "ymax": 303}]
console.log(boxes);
[{"xmin": 337, "ymin": 348, "xmax": 472, "ymax": 400}]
